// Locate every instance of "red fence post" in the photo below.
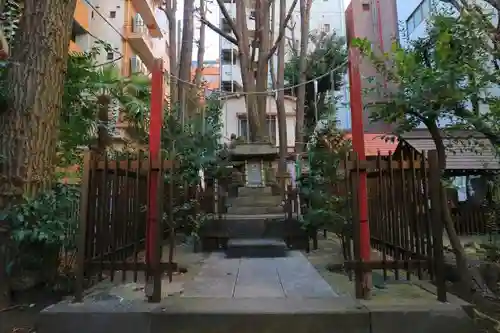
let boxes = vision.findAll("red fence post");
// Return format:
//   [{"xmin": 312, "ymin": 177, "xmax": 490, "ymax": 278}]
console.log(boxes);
[{"xmin": 346, "ymin": 6, "xmax": 372, "ymax": 296}]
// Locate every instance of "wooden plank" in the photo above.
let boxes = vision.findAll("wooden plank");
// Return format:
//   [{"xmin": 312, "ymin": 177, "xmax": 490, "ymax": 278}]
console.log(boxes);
[
  {"xmin": 95, "ymin": 159, "xmax": 177, "ymax": 171},
  {"xmin": 341, "ymin": 159, "xmax": 428, "ymax": 172},
  {"xmin": 87, "ymin": 261, "xmax": 178, "ymax": 272}
]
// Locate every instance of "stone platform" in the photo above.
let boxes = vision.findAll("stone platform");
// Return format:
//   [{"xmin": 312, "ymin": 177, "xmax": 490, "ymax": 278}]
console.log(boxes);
[
  {"xmin": 37, "ymin": 251, "xmax": 476, "ymax": 333},
  {"xmin": 225, "ymin": 238, "xmax": 288, "ymax": 258},
  {"xmin": 182, "ymin": 251, "xmax": 336, "ymax": 298}
]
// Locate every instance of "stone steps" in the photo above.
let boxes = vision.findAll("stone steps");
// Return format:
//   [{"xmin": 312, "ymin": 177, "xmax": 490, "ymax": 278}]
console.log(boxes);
[
  {"xmin": 225, "ymin": 238, "xmax": 288, "ymax": 258},
  {"xmin": 238, "ymin": 186, "xmax": 272, "ymax": 197},
  {"xmin": 224, "ymin": 216, "xmax": 285, "ymax": 239},
  {"xmin": 227, "ymin": 205, "xmax": 284, "ymax": 215},
  {"xmin": 229, "ymin": 195, "xmax": 283, "ymax": 207}
]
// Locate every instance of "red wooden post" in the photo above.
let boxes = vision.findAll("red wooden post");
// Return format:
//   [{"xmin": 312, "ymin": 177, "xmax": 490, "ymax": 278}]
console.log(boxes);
[
  {"xmin": 146, "ymin": 59, "xmax": 164, "ymax": 267},
  {"xmin": 346, "ymin": 3, "xmax": 372, "ymax": 298}
]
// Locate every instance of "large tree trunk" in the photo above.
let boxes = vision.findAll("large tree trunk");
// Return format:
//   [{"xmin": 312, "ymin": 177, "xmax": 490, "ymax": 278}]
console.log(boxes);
[
  {"xmin": 235, "ymin": 0, "xmax": 262, "ymax": 142},
  {"xmin": 195, "ymin": 0, "xmax": 205, "ymax": 130},
  {"xmin": 204, "ymin": 0, "xmax": 296, "ymax": 142},
  {"xmin": 295, "ymin": 0, "xmax": 311, "ymax": 153},
  {"xmin": 162, "ymin": 0, "xmax": 178, "ymax": 105},
  {"xmin": 0, "ymin": 0, "xmax": 77, "ymax": 207},
  {"xmin": 276, "ymin": 0, "xmax": 288, "ymax": 195},
  {"xmin": 194, "ymin": 0, "xmax": 205, "ymax": 91},
  {"xmin": 178, "ymin": 0, "xmax": 195, "ymax": 123},
  {"xmin": 255, "ymin": 0, "xmax": 271, "ymax": 142}
]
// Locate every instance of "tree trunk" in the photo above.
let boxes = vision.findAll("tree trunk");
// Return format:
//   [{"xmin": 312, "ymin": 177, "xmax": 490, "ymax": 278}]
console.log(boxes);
[
  {"xmin": 205, "ymin": 0, "xmax": 296, "ymax": 142},
  {"xmin": 295, "ymin": 0, "xmax": 311, "ymax": 153},
  {"xmin": 194, "ymin": 0, "xmax": 205, "ymax": 91},
  {"xmin": 276, "ymin": 0, "xmax": 288, "ymax": 196},
  {"xmin": 96, "ymin": 95, "xmax": 111, "ymax": 153},
  {"xmin": 163, "ymin": 0, "xmax": 178, "ymax": 105},
  {"xmin": 195, "ymin": 0, "xmax": 206, "ymax": 130},
  {"xmin": 235, "ymin": 0, "xmax": 262, "ymax": 142},
  {"xmin": 178, "ymin": 0, "xmax": 195, "ymax": 123},
  {"xmin": 255, "ymin": 0, "xmax": 271, "ymax": 142},
  {"xmin": 0, "ymin": 0, "xmax": 77, "ymax": 207},
  {"xmin": 427, "ymin": 121, "xmax": 496, "ymax": 299}
]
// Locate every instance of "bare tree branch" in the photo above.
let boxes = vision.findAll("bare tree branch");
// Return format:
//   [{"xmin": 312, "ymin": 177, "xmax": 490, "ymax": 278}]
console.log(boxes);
[
  {"xmin": 201, "ymin": 17, "xmax": 238, "ymax": 44},
  {"xmin": 267, "ymin": 0, "xmax": 298, "ymax": 60},
  {"xmin": 215, "ymin": 0, "xmax": 240, "ymax": 42}
]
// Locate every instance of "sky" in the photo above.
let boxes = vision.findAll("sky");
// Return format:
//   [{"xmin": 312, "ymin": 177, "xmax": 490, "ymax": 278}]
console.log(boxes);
[{"xmin": 182, "ymin": 0, "xmax": 353, "ymax": 61}]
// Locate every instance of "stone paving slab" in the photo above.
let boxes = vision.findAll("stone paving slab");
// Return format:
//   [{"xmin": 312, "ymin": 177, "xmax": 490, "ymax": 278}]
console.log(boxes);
[{"xmin": 181, "ymin": 251, "xmax": 338, "ymax": 298}]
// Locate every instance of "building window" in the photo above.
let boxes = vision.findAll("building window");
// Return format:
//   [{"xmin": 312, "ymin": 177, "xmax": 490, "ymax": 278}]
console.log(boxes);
[
  {"xmin": 107, "ymin": 52, "xmax": 114, "ymax": 60},
  {"xmin": 238, "ymin": 116, "xmax": 277, "ymax": 144},
  {"xmin": 109, "ymin": 11, "xmax": 116, "ymax": 18},
  {"xmin": 406, "ymin": 0, "xmax": 431, "ymax": 35},
  {"xmin": 362, "ymin": 3, "xmax": 370, "ymax": 11}
]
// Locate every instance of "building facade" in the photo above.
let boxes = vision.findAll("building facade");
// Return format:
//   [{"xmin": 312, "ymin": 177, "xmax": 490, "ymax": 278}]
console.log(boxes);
[
  {"xmin": 346, "ymin": 0, "xmax": 398, "ymax": 133},
  {"xmin": 221, "ymin": 95, "xmax": 297, "ymax": 150},
  {"xmin": 301, "ymin": 0, "xmax": 350, "ymax": 129},
  {"xmin": 70, "ymin": 0, "xmax": 170, "ymax": 144},
  {"xmin": 71, "ymin": 0, "xmax": 169, "ymax": 77},
  {"xmin": 218, "ymin": 0, "xmax": 298, "ymax": 93}
]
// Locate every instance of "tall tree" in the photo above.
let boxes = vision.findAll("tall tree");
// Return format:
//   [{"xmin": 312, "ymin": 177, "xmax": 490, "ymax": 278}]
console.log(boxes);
[
  {"xmin": 178, "ymin": 0, "xmax": 195, "ymax": 124},
  {"xmin": 0, "ymin": 0, "xmax": 77, "ymax": 207},
  {"xmin": 276, "ymin": 0, "xmax": 288, "ymax": 194},
  {"xmin": 194, "ymin": 0, "xmax": 206, "ymax": 127},
  {"xmin": 194, "ymin": 0, "xmax": 206, "ymax": 91},
  {"xmin": 202, "ymin": 0, "xmax": 297, "ymax": 142},
  {"xmin": 354, "ymin": 11, "xmax": 498, "ymax": 298},
  {"xmin": 295, "ymin": 0, "xmax": 312, "ymax": 153},
  {"xmin": 285, "ymin": 32, "xmax": 347, "ymax": 138},
  {"xmin": 160, "ymin": 0, "xmax": 178, "ymax": 105}
]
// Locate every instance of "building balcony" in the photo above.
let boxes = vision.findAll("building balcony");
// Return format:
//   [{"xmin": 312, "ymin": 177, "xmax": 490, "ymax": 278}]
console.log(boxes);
[
  {"xmin": 220, "ymin": 37, "xmax": 237, "ymax": 52},
  {"xmin": 221, "ymin": 49, "xmax": 238, "ymax": 64},
  {"xmin": 127, "ymin": 24, "xmax": 156, "ymax": 71},
  {"xmin": 131, "ymin": 0, "xmax": 163, "ymax": 38},
  {"xmin": 73, "ymin": 0, "xmax": 89, "ymax": 32},
  {"xmin": 221, "ymin": 64, "xmax": 243, "ymax": 91}
]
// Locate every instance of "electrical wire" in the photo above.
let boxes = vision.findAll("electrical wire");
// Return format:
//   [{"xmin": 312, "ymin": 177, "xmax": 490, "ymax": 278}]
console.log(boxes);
[
  {"xmin": 166, "ymin": 60, "xmax": 348, "ymax": 97},
  {"xmin": 83, "ymin": 0, "xmax": 348, "ymax": 97}
]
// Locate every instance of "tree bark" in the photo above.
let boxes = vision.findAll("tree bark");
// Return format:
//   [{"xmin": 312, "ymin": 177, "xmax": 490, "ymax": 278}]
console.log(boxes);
[
  {"xmin": 178, "ymin": 0, "xmax": 195, "ymax": 123},
  {"xmin": 295, "ymin": 0, "xmax": 311, "ymax": 153},
  {"xmin": 162, "ymin": 0, "xmax": 178, "ymax": 105},
  {"xmin": 194, "ymin": 0, "xmax": 205, "ymax": 92},
  {"xmin": 0, "ymin": 0, "xmax": 77, "ymax": 207},
  {"xmin": 276, "ymin": 0, "xmax": 288, "ymax": 196},
  {"xmin": 96, "ymin": 95, "xmax": 111, "ymax": 153}
]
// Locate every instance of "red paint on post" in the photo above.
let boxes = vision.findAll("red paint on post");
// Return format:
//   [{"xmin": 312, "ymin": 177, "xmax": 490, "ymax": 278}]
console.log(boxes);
[
  {"xmin": 146, "ymin": 59, "xmax": 164, "ymax": 266},
  {"xmin": 346, "ymin": 3, "xmax": 371, "ymax": 295}
]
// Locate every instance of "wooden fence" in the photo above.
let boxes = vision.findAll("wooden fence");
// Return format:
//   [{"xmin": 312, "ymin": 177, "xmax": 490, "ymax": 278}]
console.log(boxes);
[
  {"xmin": 74, "ymin": 150, "xmax": 213, "ymax": 302},
  {"xmin": 341, "ymin": 150, "xmax": 447, "ymax": 302}
]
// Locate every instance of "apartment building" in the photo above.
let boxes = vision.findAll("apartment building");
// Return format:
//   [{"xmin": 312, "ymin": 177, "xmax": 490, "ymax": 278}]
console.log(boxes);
[
  {"xmin": 346, "ymin": 0, "xmax": 398, "ymax": 133},
  {"xmin": 70, "ymin": 0, "xmax": 168, "ymax": 77},
  {"xmin": 294, "ymin": 0, "xmax": 351, "ymax": 128},
  {"xmin": 70, "ymin": 0, "xmax": 170, "ymax": 145}
]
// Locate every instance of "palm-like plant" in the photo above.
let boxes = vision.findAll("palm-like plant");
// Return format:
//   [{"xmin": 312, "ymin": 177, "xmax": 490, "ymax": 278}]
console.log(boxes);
[{"xmin": 59, "ymin": 47, "xmax": 151, "ymax": 166}]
